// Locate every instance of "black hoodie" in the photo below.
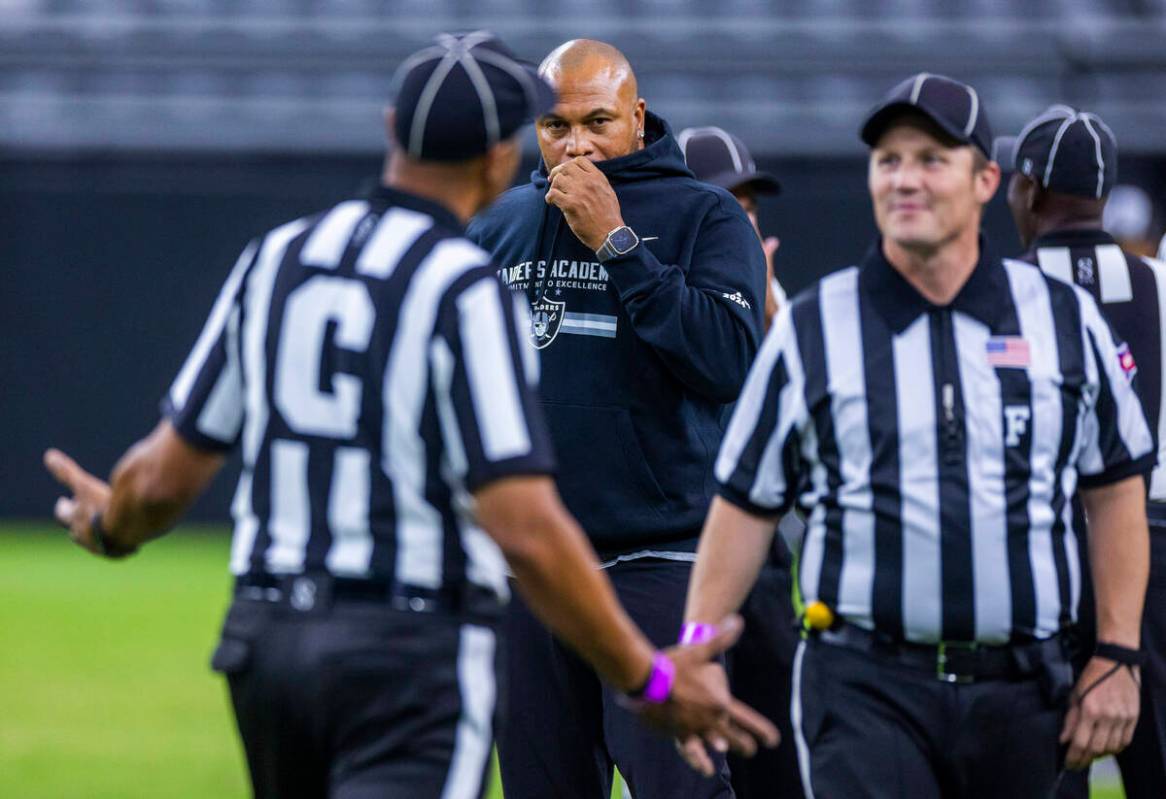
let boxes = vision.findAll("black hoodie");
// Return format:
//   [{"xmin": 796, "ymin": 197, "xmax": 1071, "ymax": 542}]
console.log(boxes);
[{"xmin": 468, "ymin": 112, "xmax": 766, "ymax": 555}]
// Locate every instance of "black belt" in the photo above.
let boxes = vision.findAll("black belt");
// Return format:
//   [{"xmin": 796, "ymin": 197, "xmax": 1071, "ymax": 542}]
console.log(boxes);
[
  {"xmin": 817, "ymin": 621, "xmax": 1066, "ymax": 684},
  {"xmin": 233, "ymin": 572, "xmax": 502, "ymax": 616}
]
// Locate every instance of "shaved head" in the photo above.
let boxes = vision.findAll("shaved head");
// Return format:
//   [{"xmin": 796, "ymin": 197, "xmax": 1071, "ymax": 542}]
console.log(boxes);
[
  {"xmin": 539, "ymin": 39, "xmax": 638, "ymax": 99},
  {"xmin": 535, "ymin": 39, "xmax": 647, "ymax": 168}
]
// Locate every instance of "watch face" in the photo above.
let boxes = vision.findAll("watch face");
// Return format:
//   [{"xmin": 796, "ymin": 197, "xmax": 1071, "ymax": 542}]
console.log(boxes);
[{"xmin": 609, "ymin": 227, "xmax": 638, "ymax": 254}]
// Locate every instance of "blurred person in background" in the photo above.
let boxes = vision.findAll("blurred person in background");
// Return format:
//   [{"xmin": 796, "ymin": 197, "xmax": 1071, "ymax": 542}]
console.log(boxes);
[
  {"xmin": 42, "ymin": 32, "xmax": 775, "ymax": 799},
  {"xmin": 679, "ymin": 124, "xmax": 802, "ymax": 799},
  {"xmin": 1104, "ymin": 184, "xmax": 1159, "ymax": 258},
  {"xmin": 1000, "ymin": 105, "xmax": 1166, "ymax": 799},
  {"xmin": 468, "ymin": 39, "xmax": 767, "ymax": 799},
  {"xmin": 679, "ymin": 126, "xmax": 786, "ymax": 327},
  {"xmin": 681, "ymin": 74, "xmax": 1153, "ymax": 798}
]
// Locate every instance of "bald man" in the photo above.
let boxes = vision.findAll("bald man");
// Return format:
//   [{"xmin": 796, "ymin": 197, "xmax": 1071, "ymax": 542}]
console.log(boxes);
[{"xmin": 468, "ymin": 40, "xmax": 767, "ymax": 799}]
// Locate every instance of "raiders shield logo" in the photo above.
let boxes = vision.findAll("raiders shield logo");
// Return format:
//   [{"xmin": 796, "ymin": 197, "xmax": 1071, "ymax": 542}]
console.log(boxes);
[{"xmin": 530, "ymin": 296, "xmax": 565, "ymax": 349}]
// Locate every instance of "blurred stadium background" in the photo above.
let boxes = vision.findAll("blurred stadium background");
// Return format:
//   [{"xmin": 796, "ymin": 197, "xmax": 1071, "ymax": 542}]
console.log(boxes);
[{"xmin": 4, "ymin": 1, "xmax": 1165, "ymax": 796}]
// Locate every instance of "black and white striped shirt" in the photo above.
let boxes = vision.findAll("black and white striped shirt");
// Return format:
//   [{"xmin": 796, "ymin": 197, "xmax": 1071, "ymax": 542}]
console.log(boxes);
[
  {"xmin": 164, "ymin": 186, "xmax": 554, "ymax": 597},
  {"xmin": 1028, "ymin": 228, "xmax": 1166, "ymax": 501},
  {"xmin": 717, "ymin": 240, "xmax": 1153, "ymax": 644}
]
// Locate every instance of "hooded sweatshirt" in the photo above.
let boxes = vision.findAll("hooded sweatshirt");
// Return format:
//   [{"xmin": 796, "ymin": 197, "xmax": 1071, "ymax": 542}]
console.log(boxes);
[{"xmin": 468, "ymin": 112, "xmax": 766, "ymax": 555}]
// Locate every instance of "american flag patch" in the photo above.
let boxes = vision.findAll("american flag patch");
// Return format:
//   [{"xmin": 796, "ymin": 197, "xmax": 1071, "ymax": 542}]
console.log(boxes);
[
  {"xmin": 1117, "ymin": 342, "xmax": 1138, "ymax": 382},
  {"xmin": 986, "ymin": 336, "xmax": 1031, "ymax": 368}
]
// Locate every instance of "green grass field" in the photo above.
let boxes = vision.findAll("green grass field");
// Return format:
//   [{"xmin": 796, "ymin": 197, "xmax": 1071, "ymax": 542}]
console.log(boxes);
[{"xmin": 0, "ymin": 524, "xmax": 1123, "ymax": 798}]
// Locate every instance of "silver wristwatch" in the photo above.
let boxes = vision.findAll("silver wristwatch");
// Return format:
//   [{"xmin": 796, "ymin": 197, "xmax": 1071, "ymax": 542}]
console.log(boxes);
[{"xmin": 595, "ymin": 225, "xmax": 640, "ymax": 263}]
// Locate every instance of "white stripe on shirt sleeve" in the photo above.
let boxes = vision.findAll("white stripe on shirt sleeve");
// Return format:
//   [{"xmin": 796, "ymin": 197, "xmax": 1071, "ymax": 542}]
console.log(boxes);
[
  {"xmin": 1078, "ymin": 288, "xmax": 1154, "ymax": 472},
  {"xmin": 195, "ymin": 304, "xmax": 245, "ymax": 442},
  {"xmin": 169, "ymin": 238, "xmax": 257, "ymax": 413},
  {"xmin": 715, "ymin": 302, "xmax": 794, "ymax": 486},
  {"xmin": 457, "ymin": 278, "xmax": 532, "ymax": 461}
]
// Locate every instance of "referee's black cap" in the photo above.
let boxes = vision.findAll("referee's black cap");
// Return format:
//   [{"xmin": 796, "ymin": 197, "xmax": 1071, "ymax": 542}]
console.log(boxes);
[
  {"xmin": 992, "ymin": 105, "xmax": 1117, "ymax": 199},
  {"xmin": 677, "ymin": 126, "xmax": 782, "ymax": 196},
  {"xmin": 392, "ymin": 31, "xmax": 557, "ymax": 162},
  {"xmin": 860, "ymin": 73, "xmax": 993, "ymax": 159}
]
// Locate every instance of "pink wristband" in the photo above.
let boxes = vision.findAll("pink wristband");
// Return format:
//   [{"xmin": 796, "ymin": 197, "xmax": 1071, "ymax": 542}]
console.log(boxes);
[
  {"xmin": 640, "ymin": 652, "xmax": 676, "ymax": 704},
  {"xmin": 679, "ymin": 622, "xmax": 716, "ymax": 645}
]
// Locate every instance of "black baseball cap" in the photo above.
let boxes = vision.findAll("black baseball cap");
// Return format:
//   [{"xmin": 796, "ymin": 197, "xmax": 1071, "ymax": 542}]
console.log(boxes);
[
  {"xmin": 392, "ymin": 31, "xmax": 557, "ymax": 162},
  {"xmin": 677, "ymin": 126, "xmax": 781, "ymax": 196},
  {"xmin": 860, "ymin": 73, "xmax": 993, "ymax": 158},
  {"xmin": 992, "ymin": 105, "xmax": 1117, "ymax": 199}
]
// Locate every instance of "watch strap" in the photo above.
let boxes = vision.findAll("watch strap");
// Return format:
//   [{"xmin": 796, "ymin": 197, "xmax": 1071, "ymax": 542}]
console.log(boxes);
[{"xmin": 596, "ymin": 226, "xmax": 639, "ymax": 263}]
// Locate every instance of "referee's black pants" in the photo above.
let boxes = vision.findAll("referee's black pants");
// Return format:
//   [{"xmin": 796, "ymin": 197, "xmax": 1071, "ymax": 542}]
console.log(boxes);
[
  {"xmin": 793, "ymin": 632, "xmax": 1073, "ymax": 798},
  {"xmin": 211, "ymin": 586, "xmax": 501, "ymax": 799},
  {"xmin": 727, "ymin": 540, "xmax": 803, "ymax": 799},
  {"xmin": 1058, "ymin": 507, "xmax": 1166, "ymax": 799},
  {"xmin": 496, "ymin": 557, "xmax": 732, "ymax": 799},
  {"xmin": 1115, "ymin": 519, "xmax": 1166, "ymax": 797}
]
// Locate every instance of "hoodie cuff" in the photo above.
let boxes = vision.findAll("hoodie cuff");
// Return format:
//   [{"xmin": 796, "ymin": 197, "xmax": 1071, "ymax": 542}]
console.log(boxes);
[{"xmin": 604, "ymin": 242, "xmax": 671, "ymax": 303}]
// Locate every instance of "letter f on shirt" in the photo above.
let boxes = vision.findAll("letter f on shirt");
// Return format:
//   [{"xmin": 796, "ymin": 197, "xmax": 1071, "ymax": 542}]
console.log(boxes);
[{"xmin": 1004, "ymin": 405, "xmax": 1031, "ymax": 447}]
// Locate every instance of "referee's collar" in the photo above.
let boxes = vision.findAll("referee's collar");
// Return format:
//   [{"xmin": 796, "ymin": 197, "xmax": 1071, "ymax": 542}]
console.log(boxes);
[
  {"xmin": 860, "ymin": 236, "xmax": 1008, "ymax": 334},
  {"xmin": 362, "ymin": 183, "xmax": 464, "ymax": 231},
  {"xmin": 1030, "ymin": 227, "xmax": 1116, "ymax": 254}
]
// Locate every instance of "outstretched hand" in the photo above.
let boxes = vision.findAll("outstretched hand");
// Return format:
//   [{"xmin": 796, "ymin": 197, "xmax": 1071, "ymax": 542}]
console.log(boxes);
[
  {"xmin": 44, "ymin": 448, "xmax": 111, "ymax": 555},
  {"xmin": 634, "ymin": 615, "xmax": 780, "ymax": 775}
]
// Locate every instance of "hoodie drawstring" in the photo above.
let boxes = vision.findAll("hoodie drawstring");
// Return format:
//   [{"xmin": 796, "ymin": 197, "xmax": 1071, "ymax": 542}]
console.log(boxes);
[{"xmin": 531, "ymin": 205, "xmax": 566, "ymax": 305}]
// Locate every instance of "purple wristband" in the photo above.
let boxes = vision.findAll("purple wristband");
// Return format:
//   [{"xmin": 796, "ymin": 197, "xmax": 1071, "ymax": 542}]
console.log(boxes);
[
  {"xmin": 640, "ymin": 653, "xmax": 676, "ymax": 704},
  {"xmin": 678, "ymin": 622, "xmax": 716, "ymax": 646}
]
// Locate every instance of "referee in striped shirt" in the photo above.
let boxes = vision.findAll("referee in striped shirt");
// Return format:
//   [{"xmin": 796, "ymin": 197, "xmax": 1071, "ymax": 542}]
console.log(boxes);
[
  {"xmin": 999, "ymin": 106, "xmax": 1166, "ymax": 798},
  {"xmin": 678, "ymin": 73, "xmax": 1154, "ymax": 798},
  {"xmin": 43, "ymin": 32, "xmax": 774, "ymax": 798}
]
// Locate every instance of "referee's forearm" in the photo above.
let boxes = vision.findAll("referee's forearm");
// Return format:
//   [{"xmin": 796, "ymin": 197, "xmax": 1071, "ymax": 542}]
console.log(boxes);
[
  {"xmin": 103, "ymin": 421, "xmax": 224, "ymax": 549},
  {"xmin": 104, "ymin": 441, "xmax": 192, "ymax": 546},
  {"xmin": 685, "ymin": 497, "xmax": 776, "ymax": 624},
  {"xmin": 1081, "ymin": 475, "xmax": 1150, "ymax": 649}
]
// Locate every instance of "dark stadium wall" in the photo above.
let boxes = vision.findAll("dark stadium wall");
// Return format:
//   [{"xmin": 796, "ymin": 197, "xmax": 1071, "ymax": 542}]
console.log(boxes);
[{"xmin": 1, "ymin": 153, "xmax": 1157, "ymax": 520}]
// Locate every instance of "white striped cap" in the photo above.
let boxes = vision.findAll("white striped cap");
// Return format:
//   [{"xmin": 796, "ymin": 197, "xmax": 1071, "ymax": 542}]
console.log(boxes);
[
  {"xmin": 992, "ymin": 105, "xmax": 1117, "ymax": 199},
  {"xmin": 860, "ymin": 72, "xmax": 992, "ymax": 158},
  {"xmin": 677, "ymin": 126, "xmax": 782, "ymax": 196},
  {"xmin": 391, "ymin": 31, "xmax": 557, "ymax": 162}
]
